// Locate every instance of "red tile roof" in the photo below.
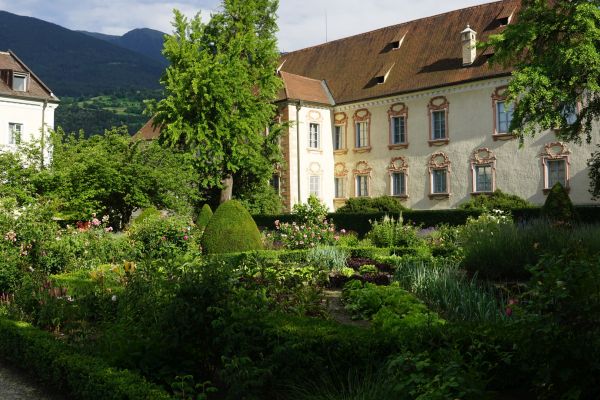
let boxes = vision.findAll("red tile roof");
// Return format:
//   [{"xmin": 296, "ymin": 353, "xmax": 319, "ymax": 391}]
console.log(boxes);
[
  {"xmin": 0, "ymin": 50, "xmax": 58, "ymax": 102},
  {"xmin": 279, "ymin": 0, "xmax": 519, "ymax": 105},
  {"xmin": 133, "ymin": 117, "xmax": 161, "ymax": 141},
  {"xmin": 278, "ymin": 70, "xmax": 334, "ymax": 105}
]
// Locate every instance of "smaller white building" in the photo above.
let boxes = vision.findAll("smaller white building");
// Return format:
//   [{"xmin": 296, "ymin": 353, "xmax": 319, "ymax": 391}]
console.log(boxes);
[{"xmin": 0, "ymin": 50, "xmax": 59, "ymax": 160}]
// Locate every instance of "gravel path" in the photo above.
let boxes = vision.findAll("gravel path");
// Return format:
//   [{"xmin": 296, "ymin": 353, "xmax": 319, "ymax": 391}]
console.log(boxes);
[{"xmin": 0, "ymin": 359, "xmax": 65, "ymax": 400}]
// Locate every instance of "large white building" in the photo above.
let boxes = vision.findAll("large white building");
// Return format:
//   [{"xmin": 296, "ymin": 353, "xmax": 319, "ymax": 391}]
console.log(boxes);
[
  {"xmin": 0, "ymin": 50, "xmax": 58, "ymax": 159},
  {"xmin": 275, "ymin": 0, "xmax": 599, "ymax": 210}
]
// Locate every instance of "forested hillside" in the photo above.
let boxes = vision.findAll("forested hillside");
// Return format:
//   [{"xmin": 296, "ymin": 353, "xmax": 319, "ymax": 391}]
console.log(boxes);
[{"xmin": 0, "ymin": 11, "xmax": 163, "ymax": 96}]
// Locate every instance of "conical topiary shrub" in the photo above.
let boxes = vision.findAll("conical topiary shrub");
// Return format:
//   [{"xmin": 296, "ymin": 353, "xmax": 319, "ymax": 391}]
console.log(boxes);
[
  {"xmin": 542, "ymin": 182, "xmax": 576, "ymax": 223},
  {"xmin": 200, "ymin": 200, "xmax": 263, "ymax": 254},
  {"xmin": 197, "ymin": 204, "xmax": 213, "ymax": 232}
]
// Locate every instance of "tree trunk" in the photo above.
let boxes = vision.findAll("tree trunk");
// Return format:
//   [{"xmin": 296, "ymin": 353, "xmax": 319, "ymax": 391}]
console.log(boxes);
[{"xmin": 220, "ymin": 175, "xmax": 233, "ymax": 203}]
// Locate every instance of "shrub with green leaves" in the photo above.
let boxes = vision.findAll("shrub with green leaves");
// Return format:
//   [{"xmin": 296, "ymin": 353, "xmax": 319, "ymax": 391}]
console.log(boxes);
[
  {"xmin": 201, "ymin": 200, "xmax": 263, "ymax": 254},
  {"xmin": 336, "ymin": 196, "xmax": 408, "ymax": 214},
  {"xmin": 512, "ymin": 249, "xmax": 600, "ymax": 398},
  {"xmin": 196, "ymin": 204, "xmax": 213, "ymax": 231},
  {"xmin": 458, "ymin": 189, "xmax": 533, "ymax": 213},
  {"xmin": 541, "ymin": 182, "xmax": 576, "ymax": 223},
  {"xmin": 128, "ymin": 212, "xmax": 197, "ymax": 258},
  {"xmin": 342, "ymin": 281, "xmax": 445, "ymax": 332}
]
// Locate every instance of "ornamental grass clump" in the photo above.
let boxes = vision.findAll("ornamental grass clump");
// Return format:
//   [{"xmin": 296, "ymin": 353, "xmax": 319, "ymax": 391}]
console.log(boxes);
[{"xmin": 392, "ymin": 258, "xmax": 507, "ymax": 323}]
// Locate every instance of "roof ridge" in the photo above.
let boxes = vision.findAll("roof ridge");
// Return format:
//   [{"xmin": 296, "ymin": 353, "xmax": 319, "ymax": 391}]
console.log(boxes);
[
  {"xmin": 280, "ymin": 70, "xmax": 324, "ymax": 83},
  {"xmin": 282, "ymin": 0, "xmax": 511, "ymax": 55}
]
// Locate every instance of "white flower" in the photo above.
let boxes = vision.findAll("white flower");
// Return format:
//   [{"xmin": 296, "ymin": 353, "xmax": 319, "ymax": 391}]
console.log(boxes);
[{"xmin": 111, "ymin": 295, "xmax": 117, "ymax": 302}]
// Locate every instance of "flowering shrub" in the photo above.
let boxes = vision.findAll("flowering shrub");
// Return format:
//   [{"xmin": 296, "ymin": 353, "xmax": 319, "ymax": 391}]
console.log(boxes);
[
  {"xmin": 270, "ymin": 196, "xmax": 336, "ymax": 249},
  {"xmin": 127, "ymin": 213, "xmax": 198, "ymax": 258},
  {"xmin": 272, "ymin": 219, "xmax": 336, "ymax": 249}
]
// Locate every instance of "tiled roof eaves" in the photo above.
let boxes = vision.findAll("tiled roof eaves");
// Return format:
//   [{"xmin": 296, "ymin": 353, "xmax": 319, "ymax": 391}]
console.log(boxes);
[
  {"xmin": 274, "ymin": 98, "xmax": 334, "ymax": 108},
  {"xmin": 0, "ymin": 91, "xmax": 60, "ymax": 103},
  {"xmin": 334, "ymin": 72, "xmax": 513, "ymax": 106}
]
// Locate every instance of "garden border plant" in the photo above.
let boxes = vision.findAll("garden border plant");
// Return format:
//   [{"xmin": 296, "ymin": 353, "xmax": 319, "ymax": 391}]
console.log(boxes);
[{"xmin": 0, "ymin": 317, "xmax": 173, "ymax": 400}]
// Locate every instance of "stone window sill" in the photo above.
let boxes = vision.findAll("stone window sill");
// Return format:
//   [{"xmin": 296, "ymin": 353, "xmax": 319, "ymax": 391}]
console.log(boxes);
[
  {"xmin": 428, "ymin": 139, "xmax": 449, "ymax": 147},
  {"xmin": 470, "ymin": 191, "xmax": 493, "ymax": 196},
  {"xmin": 353, "ymin": 146, "xmax": 372, "ymax": 154},
  {"xmin": 307, "ymin": 148, "xmax": 323, "ymax": 154},
  {"xmin": 428, "ymin": 193, "xmax": 450, "ymax": 200},
  {"xmin": 492, "ymin": 133, "xmax": 516, "ymax": 141},
  {"xmin": 388, "ymin": 143, "xmax": 409, "ymax": 150},
  {"xmin": 334, "ymin": 149, "xmax": 349, "ymax": 155}
]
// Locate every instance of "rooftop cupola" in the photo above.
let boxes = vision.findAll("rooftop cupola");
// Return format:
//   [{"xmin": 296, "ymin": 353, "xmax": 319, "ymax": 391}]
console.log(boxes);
[{"xmin": 461, "ymin": 24, "xmax": 477, "ymax": 66}]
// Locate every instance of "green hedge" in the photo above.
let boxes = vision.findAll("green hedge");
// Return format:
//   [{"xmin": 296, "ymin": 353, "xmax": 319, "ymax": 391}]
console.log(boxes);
[
  {"xmin": 0, "ymin": 318, "xmax": 173, "ymax": 400},
  {"xmin": 207, "ymin": 249, "xmax": 310, "ymax": 267},
  {"xmin": 254, "ymin": 206, "xmax": 600, "ymax": 236}
]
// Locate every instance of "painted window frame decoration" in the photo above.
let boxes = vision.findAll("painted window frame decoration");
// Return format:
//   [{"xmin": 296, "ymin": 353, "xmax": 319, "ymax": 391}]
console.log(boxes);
[
  {"xmin": 334, "ymin": 162, "xmax": 349, "ymax": 199},
  {"xmin": 470, "ymin": 148, "xmax": 497, "ymax": 194},
  {"xmin": 427, "ymin": 96, "xmax": 449, "ymax": 146},
  {"xmin": 492, "ymin": 86, "xmax": 516, "ymax": 141},
  {"xmin": 353, "ymin": 160, "xmax": 372, "ymax": 197},
  {"xmin": 428, "ymin": 151, "xmax": 451, "ymax": 199},
  {"xmin": 353, "ymin": 109, "xmax": 372, "ymax": 153},
  {"xmin": 541, "ymin": 142, "xmax": 570, "ymax": 193},
  {"xmin": 306, "ymin": 110, "xmax": 323, "ymax": 152},
  {"xmin": 333, "ymin": 112, "xmax": 348, "ymax": 154},
  {"xmin": 388, "ymin": 103, "xmax": 409, "ymax": 149},
  {"xmin": 387, "ymin": 156, "xmax": 409, "ymax": 198}
]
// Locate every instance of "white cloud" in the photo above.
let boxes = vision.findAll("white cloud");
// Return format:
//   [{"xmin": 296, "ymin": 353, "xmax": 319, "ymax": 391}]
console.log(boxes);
[{"xmin": 1, "ymin": 0, "xmax": 494, "ymax": 44}]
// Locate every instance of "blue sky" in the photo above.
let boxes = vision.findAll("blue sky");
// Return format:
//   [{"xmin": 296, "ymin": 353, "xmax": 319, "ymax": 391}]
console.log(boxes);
[{"xmin": 0, "ymin": 0, "xmax": 494, "ymax": 51}]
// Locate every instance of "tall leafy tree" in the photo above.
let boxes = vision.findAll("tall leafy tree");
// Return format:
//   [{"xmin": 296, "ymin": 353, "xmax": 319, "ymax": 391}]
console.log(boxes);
[
  {"xmin": 487, "ymin": 0, "xmax": 600, "ymax": 143},
  {"xmin": 149, "ymin": 0, "xmax": 283, "ymax": 203}
]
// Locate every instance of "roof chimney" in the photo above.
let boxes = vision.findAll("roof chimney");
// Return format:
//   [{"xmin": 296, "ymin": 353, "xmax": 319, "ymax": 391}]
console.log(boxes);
[{"xmin": 461, "ymin": 25, "xmax": 477, "ymax": 66}]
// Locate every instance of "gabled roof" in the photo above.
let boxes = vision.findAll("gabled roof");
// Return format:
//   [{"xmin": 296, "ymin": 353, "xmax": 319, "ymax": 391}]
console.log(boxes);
[
  {"xmin": 279, "ymin": 0, "xmax": 519, "ymax": 105},
  {"xmin": 277, "ymin": 70, "xmax": 335, "ymax": 105},
  {"xmin": 0, "ymin": 50, "xmax": 59, "ymax": 102},
  {"xmin": 133, "ymin": 117, "xmax": 161, "ymax": 141}
]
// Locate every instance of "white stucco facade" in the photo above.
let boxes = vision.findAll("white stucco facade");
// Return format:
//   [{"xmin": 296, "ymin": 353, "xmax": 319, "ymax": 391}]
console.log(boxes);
[
  {"xmin": 0, "ymin": 95, "xmax": 57, "ymax": 152},
  {"xmin": 278, "ymin": 76, "xmax": 599, "ymax": 211},
  {"xmin": 0, "ymin": 50, "xmax": 59, "ymax": 161}
]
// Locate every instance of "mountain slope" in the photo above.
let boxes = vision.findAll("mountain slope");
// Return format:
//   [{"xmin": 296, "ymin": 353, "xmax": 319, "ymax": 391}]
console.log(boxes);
[
  {"xmin": 0, "ymin": 11, "xmax": 164, "ymax": 96},
  {"xmin": 81, "ymin": 28, "xmax": 167, "ymax": 66}
]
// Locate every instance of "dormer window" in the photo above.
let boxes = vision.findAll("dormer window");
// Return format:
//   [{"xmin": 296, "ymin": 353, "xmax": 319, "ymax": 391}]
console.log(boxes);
[
  {"xmin": 388, "ymin": 31, "xmax": 407, "ymax": 51},
  {"xmin": 13, "ymin": 73, "xmax": 27, "ymax": 92},
  {"xmin": 498, "ymin": 17, "xmax": 509, "ymax": 26},
  {"xmin": 373, "ymin": 63, "xmax": 394, "ymax": 85}
]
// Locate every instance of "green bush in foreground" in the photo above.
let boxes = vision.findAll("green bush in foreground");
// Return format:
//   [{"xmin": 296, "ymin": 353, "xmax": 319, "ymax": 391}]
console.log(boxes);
[
  {"xmin": 542, "ymin": 182, "xmax": 576, "ymax": 223},
  {"xmin": 196, "ymin": 204, "xmax": 213, "ymax": 231},
  {"xmin": 336, "ymin": 196, "xmax": 408, "ymax": 214},
  {"xmin": 0, "ymin": 318, "xmax": 172, "ymax": 400},
  {"xmin": 458, "ymin": 189, "xmax": 532, "ymax": 213},
  {"xmin": 201, "ymin": 200, "xmax": 263, "ymax": 254}
]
